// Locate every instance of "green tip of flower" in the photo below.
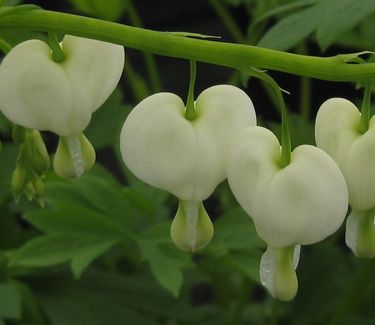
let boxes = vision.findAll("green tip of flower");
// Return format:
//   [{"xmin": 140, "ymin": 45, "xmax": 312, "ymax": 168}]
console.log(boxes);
[
  {"xmin": 171, "ymin": 200, "xmax": 214, "ymax": 252},
  {"xmin": 346, "ymin": 210, "xmax": 375, "ymax": 258},
  {"xmin": 53, "ymin": 133, "xmax": 96, "ymax": 179},
  {"xmin": 260, "ymin": 245, "xmax": 299, "ymax": 301}
]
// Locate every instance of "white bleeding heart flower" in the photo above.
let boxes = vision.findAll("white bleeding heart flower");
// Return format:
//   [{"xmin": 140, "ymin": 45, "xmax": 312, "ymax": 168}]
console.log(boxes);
[
  {"xmin": 0, "ymin": 35, "xmax": 125, "ymax": 136},
  {"xmin": 227, "ymin": 126, "xmax": 348, "ymax": 300},
  {"xmin": 120, "ymin": 84, "xmax": 256, "ymax": 251},
  {"xmin": 315, "ymin": 97, "xmax": 375, "ymax": 257}
]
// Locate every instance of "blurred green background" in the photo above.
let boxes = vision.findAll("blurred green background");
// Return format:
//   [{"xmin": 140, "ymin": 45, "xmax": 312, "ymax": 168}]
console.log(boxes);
[{"xmin": 0, "ymin": 0, "xmax": 375, "ymax": 324}]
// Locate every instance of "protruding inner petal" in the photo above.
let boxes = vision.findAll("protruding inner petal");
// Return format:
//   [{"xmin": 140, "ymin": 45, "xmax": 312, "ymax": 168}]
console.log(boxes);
[
  {"xmin": 53, "ymin": 133, "xmax": 95, "ymax": 179},
  {"xmin": 170, "ymin": 200, "xmax": 214, "ymax": 252},
  {"xmin": 66, "ymin": 136, "xmax": 84, "ymax": 178},
  {"xmin": 260, "ymin": 245, "xmax": 300, "ymax": 301},
  {"xmin": 346, "ymin": 210, "xmax": 375, "ymax": 258}
]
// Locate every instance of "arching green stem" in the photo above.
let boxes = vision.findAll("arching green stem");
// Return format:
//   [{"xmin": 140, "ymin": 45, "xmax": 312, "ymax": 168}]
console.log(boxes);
[
  {"xmin": 185, "ymin": 60, "xmax": 197, "ymax": 120},
  {"xmin": 48, "ymin": 32, "xmax": 65, "ymax": 62},
  {"xmin": 279, "ymin": 92, "xmax": 291, "ymax": 167},
  {"xmin": 2, "ymin": 8, "xmax": 375, "ymax": 81},
  {"xmin": 359, "ymin": 82, "xmax": 372, "ymax": 133},
  {"xmin": 253, "ymin": 70, "xmax": 291, "ymax": 166}
]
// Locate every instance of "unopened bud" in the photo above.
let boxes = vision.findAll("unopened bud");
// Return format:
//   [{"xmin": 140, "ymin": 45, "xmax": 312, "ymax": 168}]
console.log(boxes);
[
  {"xmin": 28, "ymin": 130, "xmax": 50, "ymax": 173},
  {"xmin": 11, "ymin": 166, "xmax": 27, "ymax": 201}
]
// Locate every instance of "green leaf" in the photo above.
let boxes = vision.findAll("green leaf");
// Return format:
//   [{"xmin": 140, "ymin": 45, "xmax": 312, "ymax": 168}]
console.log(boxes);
[
  {"xmin": 316, "ymin": 0, "xmax": 375, "ymax": 51},
  {"xmin": 32, "ymin": 269, "xmax": 196, "ymax": 324},
  {"xmin": 206, "ymin": 207, "xmax": 264, "ymax": 256},
  {"xmin": 12, "ymin": 281, "xmax": 47, "ymax": 325},
  {"xmin": 291, "ymin": 243, "xmax": 353, "ymax": 324},
  {"xmin": 10, "ymin": 234, "xmax": 116, "ymax": 268},
  {"xmin": 44, "ymin": 174, "xmax": 142, "ymax": 231},
  {"xmin": 68, "ymin": 0, "xmax": 129, "ymax": 21},
  {"xmin": 0, "ymin": 282, "xmax": 21, "ymax": 319},
  {"xmin": 85, "ymin": 89, "xmax": 130, "ymax": 150},
  {"xmin": 4, "ymin": 0, "xmax": 24, "ymax": 5},
  {"xmin": 257, "ymin": 4, "xmax": 321, "ymax": 51},
  {"xmin": 249, "ymin": 0, "xmax": 318, "ymax": 34},
  {"xmin": 224, "ymin": 250, "xmax": 262, "ymax": 282},
  {"xmin": 71, "ymin": 240, "xmax": 118, "ymax": 278},
  {"xmin": 138, "ymin": 235, "xmax": 191, "ymax": 296},
  {"xmin": 26, "ymin": 205, "xmax": 131, "ymax": 239}
]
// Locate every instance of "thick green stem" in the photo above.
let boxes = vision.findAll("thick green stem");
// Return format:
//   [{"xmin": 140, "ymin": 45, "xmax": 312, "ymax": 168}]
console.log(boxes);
[
  {"xmin": 1, "ymin": 8, "xmax": 375, "ymax": 81},
  {"xmin": 185, "ymin": 60, "xmax": 197, "ymax": 120},
  {"xmin": 359, "ymin": 82, "xmax": 372, "ymax": 133},
  {"xmin": 48, "ymin": 32, "xmax": 65, "ymax": 62}
]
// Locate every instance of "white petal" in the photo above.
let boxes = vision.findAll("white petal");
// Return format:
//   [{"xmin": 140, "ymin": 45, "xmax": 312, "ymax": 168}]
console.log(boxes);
[
  {"xmin": 315, "ymin": 98, "xmax": 375, "ymax": 211},
  {"xmin": 228, "ymin": 126, "xmax": 348, "ymax": 247},
  {"xmin": 121, "ymin": 86, "xmax": 256, "ymax": 202},
  {"xmin": 0, "ymin": 39, "xmax": 73, "ymax": 135},
  {"xmin": 62, "ymin": 35, "xmax": 125, "ymax": 111}
]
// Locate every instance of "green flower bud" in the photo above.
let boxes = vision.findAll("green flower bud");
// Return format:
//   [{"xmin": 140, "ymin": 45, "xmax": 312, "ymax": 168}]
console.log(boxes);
[
  {"xmin": 27, "ymin": 130, "xmax": 50, "ymax": 174},
  {"xmin": 31, "ymin": 175, "xmax": 45, "ymax": 207},
  {"xmin": 11, "ymin": 166, "xmax": 27, "ymax": 201},
  {"xmin": 171, "ymin": 201, "xmax": 214, "ymax": 252},
  {"xmin": 53, "ymin": 133, "xmax": 95, "ymax": 179}
]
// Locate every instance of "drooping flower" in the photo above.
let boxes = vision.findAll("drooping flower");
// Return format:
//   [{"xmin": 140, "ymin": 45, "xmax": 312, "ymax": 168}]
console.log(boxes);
[
  {"xmin": 120, "ymin": 85, "xmax": 256, "ymax": 251},
  {"xmin": 0, "ymin": 35, "xmax": 125, "ymax": 136},
  {"xmin": 227, "ymin": 126, "xmax": 348, "ymax": 300},
  {"xmin": 315, "ymin": 97, "xmax": 375, "ymax": 257}
]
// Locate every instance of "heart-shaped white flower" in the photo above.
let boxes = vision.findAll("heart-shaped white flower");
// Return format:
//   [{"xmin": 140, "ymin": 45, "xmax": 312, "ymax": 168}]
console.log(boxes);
[
  {"xmin": 0, "ymin": 35, "xmax": 125, "ymax": 136},
  {"xmin": 227, "ymin": 126, "xmax": 348, "ymax": 300},
  {"xmin": 120, "ymin": 84, "xmax": 256, "ymax": 251},
  {"xmin": 228, "ymin": 126, "xmax": 348, "ymax": 248},
  {"xmin": 121, "ymin": 84, "xmax": 256, "ymax": 203},
  {"xmin": 315, "ymin": 97, "xmax": 375, "ymax": 257},
  {"xmin": 315, "ymin": 98, "xmax": 375, "ymax": 211}
]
